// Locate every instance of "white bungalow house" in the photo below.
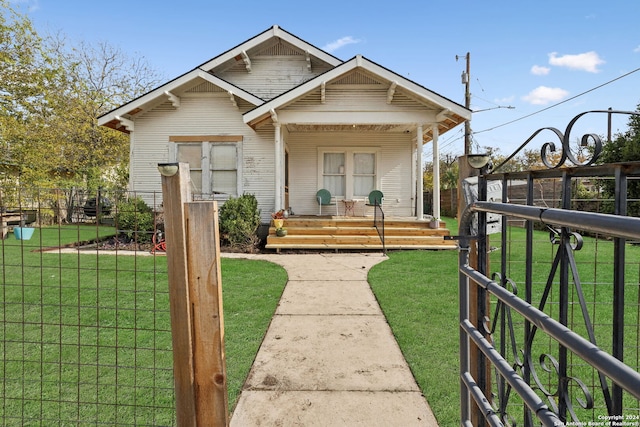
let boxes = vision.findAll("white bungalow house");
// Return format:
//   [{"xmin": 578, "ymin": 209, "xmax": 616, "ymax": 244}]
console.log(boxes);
[{"xmin": 99, "ymin": 25, "xmax": 470, "ymax": 248}]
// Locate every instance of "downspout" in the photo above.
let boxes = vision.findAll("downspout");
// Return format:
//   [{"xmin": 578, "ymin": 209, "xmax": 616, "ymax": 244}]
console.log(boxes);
[{"xmin": 416, "ymin": 124, "xmax": 424, "ymax": 219}]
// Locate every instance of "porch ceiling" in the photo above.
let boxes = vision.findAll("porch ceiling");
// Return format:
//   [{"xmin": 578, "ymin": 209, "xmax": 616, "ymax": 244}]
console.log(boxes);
[
  {"xmin": 285, "ymin": 124, "xmax": 409, "ymax": 133},
  {"xmin": 284, "ymin": 118, "xmax": 464, "ymax": 143}
]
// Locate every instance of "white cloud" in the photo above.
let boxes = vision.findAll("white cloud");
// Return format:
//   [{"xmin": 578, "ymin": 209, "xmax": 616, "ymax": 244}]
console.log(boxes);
[
  {"xmin": 634, "ymin": 45, "xmax": 640, "ymax": 53},
  {"xmin": 531, "ymin": 65, "xmax": 550, "ymax": 76},
  {"xmin": 494, "ymin": 96, "xmax": 515, "ymax": 104},
  {"xmin": 548, "ymin": 51, "xmax": 605, "ymax": 73},
  {"xmin": 322, "ymin": 36, "xmax": 362, "ymax": 53},
  {"xmin": 522, "ymin": 86, "xmax": 569, "ymax": 105}
]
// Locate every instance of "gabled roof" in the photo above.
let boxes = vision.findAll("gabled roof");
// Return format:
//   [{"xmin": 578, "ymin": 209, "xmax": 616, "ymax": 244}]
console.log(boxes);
[
  {"xmin": 243, "ymin": 55, "xmax": 471, "ymax": 141},
  {"xmin": 98, "ymin": 69, "xmax": 262, "ymax": 133},
  {"xmin": 98, "ymin": 25, "xmax": 342, "ymax": 133},
  {"xmin": 198, "ymin": 25, "xmax": 342, "ymax": 73},
  {"xmin": 98, "ymin": 26, "xmax": 469, "ymax": 140}
]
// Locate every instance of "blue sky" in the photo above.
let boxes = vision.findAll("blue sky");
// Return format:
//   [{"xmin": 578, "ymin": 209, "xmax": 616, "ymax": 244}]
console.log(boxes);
[{"xmin": 13, "ymin": 0, "xmax": 640, "ymax": 160}]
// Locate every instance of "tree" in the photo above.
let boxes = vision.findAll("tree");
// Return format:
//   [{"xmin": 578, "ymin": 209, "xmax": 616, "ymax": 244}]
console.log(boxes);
[
  {"xmin": 0, "ymin": 1, "xmax": 163, "ymax": 193},
  {"xmin": 0, "ymin": 0, "xmax": 67, "ymax": 200},
  {"xmin": 46, "ymin": 38, "xmax": 163, "ymax": 191},
  {"xmin": 599, "ymin": 105, "xmax": 640, "ymax": 215},
  {"xmin": 423, "ymin": 155, "xmax": 460, "ymax": 191}
]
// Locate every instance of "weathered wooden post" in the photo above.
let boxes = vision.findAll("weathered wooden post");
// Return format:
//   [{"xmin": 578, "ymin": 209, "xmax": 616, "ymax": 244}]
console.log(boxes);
[
  {"xmin": 185, "ymin": 201, "xmax": 229, "ymax": 426},
  {"xmin": 159, "ymin": 162, "xmax": 229, "ymax": 427}
]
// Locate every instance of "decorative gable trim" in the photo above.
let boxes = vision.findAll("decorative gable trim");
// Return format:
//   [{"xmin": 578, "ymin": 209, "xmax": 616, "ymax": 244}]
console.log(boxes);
[
  {"xmin": 198, "ymin": 25, "xmax": 342, "ymax": 73},
  {"xmin": 98, "ymin": 69, "xmax": 262, "ymax": 131},
  {"xmin": 243, "ymin": 55, "xmax": 471, "ymax": 132},
  {"xmin": 256, "ymin": 40, "xmax": 302, "ymax": 56},
  {"xmin": 332, "ymin": 70, "xmax": 384, "ymax": 86},
  {"xmin": 186, "ymin": 81, "xmax": 225, "ymax": 93}
]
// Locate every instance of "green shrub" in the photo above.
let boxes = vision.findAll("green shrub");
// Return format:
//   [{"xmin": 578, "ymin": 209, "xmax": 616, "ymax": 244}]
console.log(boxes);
[
  {"xmin": 218, "ymin": 194, "xmax": 261, "ymax": 251},
  {"xmin": 115, "ymin": 196, "xmax": 155, "ymax": 243}
]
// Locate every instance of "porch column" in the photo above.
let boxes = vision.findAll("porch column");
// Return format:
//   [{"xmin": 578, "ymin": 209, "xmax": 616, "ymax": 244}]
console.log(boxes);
[
  {"xmin": 274, "ymin": 123, "xmax": 283, "ymax": 212},
  {"xmin": 432, "ymin": 123, "xmax": 441, "ymax": 220},
  {"xmin": 416, "ymin": 124, "xmax": 424, "ymax": 219}
]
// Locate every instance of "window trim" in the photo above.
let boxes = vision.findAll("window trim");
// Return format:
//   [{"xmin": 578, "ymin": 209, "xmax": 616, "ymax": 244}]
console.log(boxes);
[
  {"xmin": 169, "ymin": 137, "xmax": 243, "ymax": 198},
  {"xmin": 317, "ymin": 147, "xmax": 380, "ymax": 199}
]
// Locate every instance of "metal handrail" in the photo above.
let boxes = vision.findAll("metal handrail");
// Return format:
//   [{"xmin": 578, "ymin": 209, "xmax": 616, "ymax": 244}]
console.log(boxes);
[{"xmin": 373, "ymin": 201, "xmax": 386, "ymax": 255}]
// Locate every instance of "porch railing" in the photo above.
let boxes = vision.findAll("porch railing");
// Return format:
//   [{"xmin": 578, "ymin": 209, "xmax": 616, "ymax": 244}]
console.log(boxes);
[
  {"xmin": 372, "ymin": 201, "xmax": 386, "ymax": 255},
  {"xmin": 458, "ymin": 110, "xmax": 640, "ymax": 426}
]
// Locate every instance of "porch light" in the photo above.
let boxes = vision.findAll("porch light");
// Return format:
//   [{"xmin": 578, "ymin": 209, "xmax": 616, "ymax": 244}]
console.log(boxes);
[
  {"xmin": 157, "ymin": 162, "xmax": 179, "ymax": 177},
  {"xmin": 467, "ymin": 153, "xmax": 491, "ymax": 170}
]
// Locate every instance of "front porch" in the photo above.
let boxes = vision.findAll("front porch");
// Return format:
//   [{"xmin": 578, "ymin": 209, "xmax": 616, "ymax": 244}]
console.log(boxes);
[{"xmin": 265, "ymin": 216, "xmax": 457, "ymax": 252}]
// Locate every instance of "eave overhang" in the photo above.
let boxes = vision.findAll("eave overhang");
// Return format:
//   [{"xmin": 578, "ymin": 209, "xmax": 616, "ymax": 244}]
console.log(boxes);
[
  {"xmin": 243, "ymin": 55, "xmax": 471, "ymax": 142},
  {"xmin": 98, "ymin": 69, "xmax": 264, "ymax": 133}
]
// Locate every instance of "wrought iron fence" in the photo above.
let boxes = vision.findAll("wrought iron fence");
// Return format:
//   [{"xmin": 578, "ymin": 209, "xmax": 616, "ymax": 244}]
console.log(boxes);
[
  {"xmin": 459, "ymin": 110, "xmax": 640, "ymax": 426},
  {"xmin": 0, "ymin": 186, "xmax": 175, "ymax": 426}
]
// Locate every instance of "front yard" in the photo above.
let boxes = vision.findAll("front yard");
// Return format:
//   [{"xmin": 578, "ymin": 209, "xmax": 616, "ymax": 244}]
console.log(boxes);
[{"xmin": 0, "ymin": 225, "xmax": 287, "ymax": 424}]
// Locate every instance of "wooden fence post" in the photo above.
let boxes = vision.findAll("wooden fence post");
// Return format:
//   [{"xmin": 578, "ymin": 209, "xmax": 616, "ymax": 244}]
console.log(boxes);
[
  {"xmin": 185, "ymin": 201, "xmax": 229, "ymax": 426},
  {"xmin": 161, "ymin": 163, "xmax": 197, "ymax": 426},
  {"xmin": 160, "ymin": 162, "xmax": 229, "ymax": 426}
]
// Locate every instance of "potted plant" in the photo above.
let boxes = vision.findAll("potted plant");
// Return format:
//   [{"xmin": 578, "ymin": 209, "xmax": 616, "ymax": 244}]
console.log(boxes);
[
  {"xmin": 429, "ymin": 218, "xmax": 442, "ymax": 229},
  {"xmin": 271, "ymin": 209, "xmax": 286, "ymax": 229}
]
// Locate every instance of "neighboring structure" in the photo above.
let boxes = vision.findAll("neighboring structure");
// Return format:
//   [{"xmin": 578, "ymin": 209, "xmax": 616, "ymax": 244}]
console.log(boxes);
[{"xmin": 98, "ymin": 25, "xmax": 470, "ymax": 223}]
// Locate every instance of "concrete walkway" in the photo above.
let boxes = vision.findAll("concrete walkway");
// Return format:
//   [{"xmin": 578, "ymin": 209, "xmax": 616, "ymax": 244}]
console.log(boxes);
[{"xmin": 224, "ymin": 252, "xmax": 439, "ymax": 427}]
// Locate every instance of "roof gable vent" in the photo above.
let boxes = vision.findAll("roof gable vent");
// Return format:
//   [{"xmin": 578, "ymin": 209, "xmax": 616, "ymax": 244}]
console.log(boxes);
[
  {"xmin": 186, "ymin": 81, "xmax": 225, "ymax": 93},
  {"xmin": 332, "ymin": 70, "xmax": 383, "ymax": 86},
  {"xmin": 257, "ymin": 40, "xmax": 302, "ymax": 56}
]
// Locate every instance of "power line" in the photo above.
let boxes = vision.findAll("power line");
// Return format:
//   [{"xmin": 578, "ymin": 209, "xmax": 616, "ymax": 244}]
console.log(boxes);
[
  {"xmin": 427, "ymin": 63, "xmax": 640, "ymax": 161},
  {"xmin": 474, "ymin": 66, "xmax": 640, "ymax": 135}
]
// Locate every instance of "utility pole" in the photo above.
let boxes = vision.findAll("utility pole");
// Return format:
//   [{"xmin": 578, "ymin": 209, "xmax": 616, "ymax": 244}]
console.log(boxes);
[{"xmin": 460, "ymin": 52, "xmax": 471, "ymax": 155}]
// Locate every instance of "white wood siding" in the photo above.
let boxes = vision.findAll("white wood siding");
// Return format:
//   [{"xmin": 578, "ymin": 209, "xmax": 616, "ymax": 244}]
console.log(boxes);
[
  {"xmin": 130, "ymin": 93, "xmax": 276, "ymax": 221},
  {"xmin": 287, "ymin": 132, "xmax": 414, "ymax": 217},
  {"xmin": 216, "ymin": 54, "xmax": 332, "ymax": 101}
]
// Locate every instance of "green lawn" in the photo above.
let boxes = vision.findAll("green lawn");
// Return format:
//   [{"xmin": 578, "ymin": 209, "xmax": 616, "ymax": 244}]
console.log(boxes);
[
  {"xmin": 369, "ymin": 217, "xmax": 640, "ymax": 426},
  {"xmin": 369, "ymin": 248, "xmax": 461, "ymax": 425},
  {"xmin": 3, "ymin": 221, "xmax": 639, "ymax": 426},
  {"xmin": 1, "ymin": 225, "xmax": 287, "ymax": 425}
]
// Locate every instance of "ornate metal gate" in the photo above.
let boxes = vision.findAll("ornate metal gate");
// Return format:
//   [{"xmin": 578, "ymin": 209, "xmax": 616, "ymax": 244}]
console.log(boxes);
[{"xmin": 459, "ymin": 111, "xmax": 640, "ymax": 426}]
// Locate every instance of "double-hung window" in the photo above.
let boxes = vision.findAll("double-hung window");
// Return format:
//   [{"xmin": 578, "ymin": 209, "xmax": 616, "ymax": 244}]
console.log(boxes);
[
  {"xmin": 319, "ymin": 148, "xmax": 378, "ymax": 199},
  {"xmin": 170, "ymin": 136, "xmax": 242, "ymax": 198}
]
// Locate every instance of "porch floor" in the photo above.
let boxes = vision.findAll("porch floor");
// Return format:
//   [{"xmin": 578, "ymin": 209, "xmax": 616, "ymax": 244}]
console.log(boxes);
[{"xmin": 265, "ymin": 216, "xmax": 458, "ymax": 252}]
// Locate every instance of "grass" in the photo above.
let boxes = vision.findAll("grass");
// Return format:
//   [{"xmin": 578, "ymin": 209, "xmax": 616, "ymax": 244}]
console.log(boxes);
[
  {"xmin": 369, "ymin": 246, "xmax": 461, "ymax": 425},
  {"xmin": 1, "ymin": 225, "xmax": 287, "ymax": 426},
  {"xmin": 369, "ymin": 217, "xmax": 640, "ymax": 426},
  {"xmin": 4, "ymin": 219, "xmax": 640, "ymax": 425}
]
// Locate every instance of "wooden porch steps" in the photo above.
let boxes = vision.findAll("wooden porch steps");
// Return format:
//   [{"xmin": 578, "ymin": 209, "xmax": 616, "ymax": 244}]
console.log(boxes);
[{"xmin": 265, "ymin": 216, "xmax": 458, "ymax": 252}]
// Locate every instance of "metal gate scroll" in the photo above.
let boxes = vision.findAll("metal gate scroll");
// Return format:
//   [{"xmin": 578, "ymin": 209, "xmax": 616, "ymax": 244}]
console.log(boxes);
[{"xmin": 458, "ymin": 110, "xmax": 640, "ymax": 426}]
